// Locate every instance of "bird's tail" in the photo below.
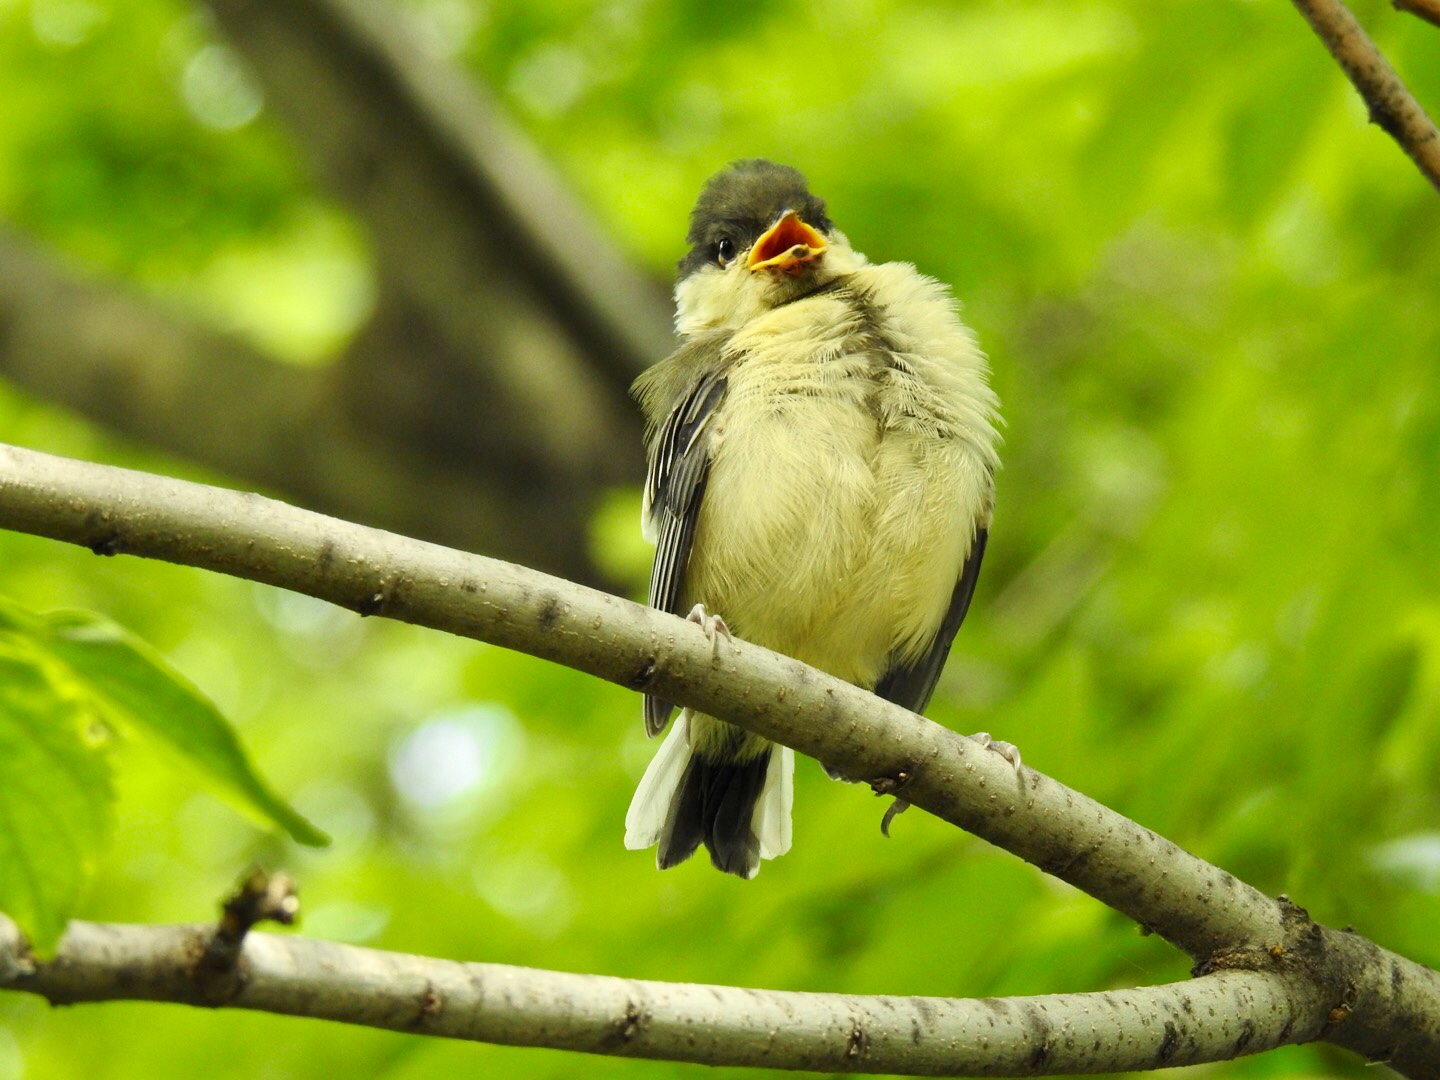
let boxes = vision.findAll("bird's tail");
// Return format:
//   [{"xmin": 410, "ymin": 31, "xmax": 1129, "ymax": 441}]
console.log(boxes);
[{"xmin": 624, "ymin": 712, "xmax": 794, "ymax": 879}]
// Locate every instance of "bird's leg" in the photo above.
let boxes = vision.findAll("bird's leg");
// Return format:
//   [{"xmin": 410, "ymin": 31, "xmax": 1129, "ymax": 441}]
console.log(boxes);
[
  {"xmin": 967, "ymin": 731, "xmax": 1022, "ymax": 770},
  {"xmin": 870, "ymin": 768, "xmax": 915, "ymax": 838},
  {"xmin": 686, "ymin": 603, "xmax": 732, "ymax": 657}
]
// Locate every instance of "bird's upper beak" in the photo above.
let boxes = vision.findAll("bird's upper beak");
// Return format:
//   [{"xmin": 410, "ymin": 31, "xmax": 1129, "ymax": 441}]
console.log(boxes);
[{"xmin": 747, "ymin": 210, "xmax": 827, "ymax": 275}]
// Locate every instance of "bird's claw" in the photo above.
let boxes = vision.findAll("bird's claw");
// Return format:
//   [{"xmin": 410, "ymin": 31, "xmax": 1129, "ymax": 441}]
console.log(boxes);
[
  {"xmin": 968, "ymin": 731, "xmax": 1021, "ymax": 770},
  {"xmin": 880, "ymin": 799, "xmax": 911, "ymax": 837},
  {"xmin": 687, "ymin": 603, "xmax": 732, "ymax": 657},
  {"xmin": 871, "ymin": 768, "xmax": 915, "ymax": 837}
]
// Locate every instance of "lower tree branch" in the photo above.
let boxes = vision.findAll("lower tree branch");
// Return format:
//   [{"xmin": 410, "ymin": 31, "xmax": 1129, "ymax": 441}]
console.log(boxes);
[
  {"xmin": 0, "ymin": 442, "xmax": 1437, "ymax": 1074},
  {"xmin": 0, "ymin": 915, "xmax": 1321, "ymax": 1074},
  {"xmin": 1292, "ymin": 0, "xmax": 1440, "ymax": 193}
]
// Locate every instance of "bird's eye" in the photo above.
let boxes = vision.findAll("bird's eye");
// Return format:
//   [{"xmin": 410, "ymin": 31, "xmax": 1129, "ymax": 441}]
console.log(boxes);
[{"xmin": 716, "ymin": 238, "xmax": 736, "ymax": 265}]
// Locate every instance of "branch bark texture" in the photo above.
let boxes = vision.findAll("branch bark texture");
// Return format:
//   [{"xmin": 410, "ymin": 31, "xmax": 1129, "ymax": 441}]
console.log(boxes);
[
  {"xmin": 0, "ymin": 916, "xmax": 1324, "ymax": 1075},
  {"xmin": 0, "ymin": 443, "xmax": 1437, "ymax": 1074},
  {"xmin": 1293, "ymin": 0, "xmax": 1440, "ymax": 192}
]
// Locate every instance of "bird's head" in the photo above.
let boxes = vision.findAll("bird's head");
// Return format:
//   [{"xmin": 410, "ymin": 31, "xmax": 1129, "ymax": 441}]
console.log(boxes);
[{"xmin": 673, "ymin": 160, "xmax": 865, "ymax": 335}]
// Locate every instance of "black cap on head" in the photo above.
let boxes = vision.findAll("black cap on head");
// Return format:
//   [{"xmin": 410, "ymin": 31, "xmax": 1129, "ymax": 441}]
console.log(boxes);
[{"xmin": 678, "ymin": 159, "xmax": 832, "ymax": 280}]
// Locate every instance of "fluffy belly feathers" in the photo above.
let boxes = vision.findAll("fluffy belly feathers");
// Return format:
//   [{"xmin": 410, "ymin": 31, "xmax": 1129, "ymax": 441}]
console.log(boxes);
[{"xmin": 685, "ymin": 357, "xmax": 976, "ymax": 691}]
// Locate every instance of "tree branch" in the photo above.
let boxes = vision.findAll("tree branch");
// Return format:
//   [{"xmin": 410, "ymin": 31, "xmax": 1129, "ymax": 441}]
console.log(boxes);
[
  {"xmin": 1292, "ymin": 0, "xmax": 1440, "ymax": 193},
  {"xmin": 0, "ymin": 231, "xmax": 604, "ymax": 578},
  {"xmin": 0, "ymin": 442, "xmax": 1437, "ymax": 1074},
  {"xmin": 0, "ymin": 915, "xmax": 1322, "ymax": 1075},
  {"xmin": 1394, "ymin": 0, "xmax": 1440, "ymax": 31}
]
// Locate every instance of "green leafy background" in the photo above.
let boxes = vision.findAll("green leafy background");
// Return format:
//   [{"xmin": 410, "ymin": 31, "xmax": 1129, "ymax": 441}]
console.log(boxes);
[{"xmin": 1, "ymin": 0, "xmax": 1438, "ymax": 1076}]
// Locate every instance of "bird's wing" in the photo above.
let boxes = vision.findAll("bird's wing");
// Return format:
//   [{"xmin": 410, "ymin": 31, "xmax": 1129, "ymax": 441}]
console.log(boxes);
[
  {"xmin": 873, "ymin": 525, "xmax": 989, "ymax": 715},
  {"xmin": 636, "ymin": 344, "xmax": 730, "ymax": 737}
]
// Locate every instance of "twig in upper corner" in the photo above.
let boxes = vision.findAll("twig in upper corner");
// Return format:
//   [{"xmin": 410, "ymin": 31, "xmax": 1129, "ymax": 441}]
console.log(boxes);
[
  {"xmin": 1292, "ymin": 0, "xmax": 1440, "ymax": 193},
  {"xmin": 1394, "ymin": 0, "xmax": 1440, "ymax": 31}
]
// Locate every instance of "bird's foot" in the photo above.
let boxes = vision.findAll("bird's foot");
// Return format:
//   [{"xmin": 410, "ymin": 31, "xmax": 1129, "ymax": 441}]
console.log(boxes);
[
  {"xmin": 968, "ymin": 731, "xmax": 1021, "ymax": 770},
  {"xmin": 870, "ymin": 768, "xmax": 915, "ymax": 838},
  {"xmin": 686, "ymin": 603, "xmax": 732, "ymax": 656},
  {"xmin": 870, "ymin": 769, "xmax": 913, "ymax": 797}
]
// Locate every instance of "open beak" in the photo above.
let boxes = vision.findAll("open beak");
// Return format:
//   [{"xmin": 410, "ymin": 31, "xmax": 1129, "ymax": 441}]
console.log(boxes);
[{"xmin": 747, "ymin": 210, "xmax": 827, "ymax": 275}]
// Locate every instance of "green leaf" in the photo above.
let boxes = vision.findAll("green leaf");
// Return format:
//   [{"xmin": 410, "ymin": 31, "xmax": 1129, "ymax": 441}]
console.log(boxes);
[
  {"xmin": 0, "ymin": 643, "xmax": 113, "ymax": 955},
  {"xmin": 0, "ymin": 598, "xmax": 327, "ymax": 847}
]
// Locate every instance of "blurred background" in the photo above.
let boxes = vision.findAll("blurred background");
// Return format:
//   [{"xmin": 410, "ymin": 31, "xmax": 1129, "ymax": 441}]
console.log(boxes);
[{"xmin": 0, "ymin": 0, "xmax": 1438, "ymax": 1076}]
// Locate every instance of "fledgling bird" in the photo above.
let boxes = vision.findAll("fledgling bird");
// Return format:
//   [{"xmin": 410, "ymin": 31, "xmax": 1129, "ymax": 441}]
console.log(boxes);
[{"xmin": 624, "ymin": 160, "xmax": 1001, "ymax": 879}]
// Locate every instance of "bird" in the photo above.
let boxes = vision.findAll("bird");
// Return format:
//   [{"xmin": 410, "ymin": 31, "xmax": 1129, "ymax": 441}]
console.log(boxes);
[{"xmin": 623, "ymin": 159, "xmax": 1001, "ymax": 879}]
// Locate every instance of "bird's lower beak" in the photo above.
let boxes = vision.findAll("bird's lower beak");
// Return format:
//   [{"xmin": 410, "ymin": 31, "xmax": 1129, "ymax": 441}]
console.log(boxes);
[{"xmin": 747, "ymin": 211, "xmax": 827, "ymax": 275}]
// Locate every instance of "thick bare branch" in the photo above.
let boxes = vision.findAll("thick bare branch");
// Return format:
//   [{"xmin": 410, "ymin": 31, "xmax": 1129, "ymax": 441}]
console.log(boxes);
[
  {"xmin": 1292, "ymin": 0, "xmax": 1440, "ymax": 192},
  {"xmin": 0, "ymin": 443, "xmax": 1438, "ymax": 1073},
  {"xmin": 0, "ymin": 916, "xmax": 1323, "ymax": 1074},
  {"xmin": 0, "ymin": 441, "xmax": 1271, "ymax": 950}
]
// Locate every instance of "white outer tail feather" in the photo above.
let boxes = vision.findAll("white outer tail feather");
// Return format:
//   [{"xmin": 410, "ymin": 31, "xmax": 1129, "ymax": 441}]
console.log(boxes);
[
  {"xmin": 623, "ymin": 710, "xmax": 795, "ymax": 871},
  {"xmin": 624, "ymin": 713, "xmax": 692, "ymax": 849},
  {"xmin": 756, "ymin": 745, "xmax": 794, "ymax": 860}
]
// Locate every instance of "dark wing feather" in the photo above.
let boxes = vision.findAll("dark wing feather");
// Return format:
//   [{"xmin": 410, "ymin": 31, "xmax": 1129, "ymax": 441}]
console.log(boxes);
[
  {"xmin": 642, "ymin": 370, "xmax": 728, "ymax": 737},
  {"xmin": 873, "ymin": 525, "xmax": 989, "ymax": 715}
]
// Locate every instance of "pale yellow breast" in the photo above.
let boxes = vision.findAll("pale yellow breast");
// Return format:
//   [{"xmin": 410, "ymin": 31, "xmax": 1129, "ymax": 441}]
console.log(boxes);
[{"xmin": 682, "ymin": 265, "xmax": 998, "ymax": 691}]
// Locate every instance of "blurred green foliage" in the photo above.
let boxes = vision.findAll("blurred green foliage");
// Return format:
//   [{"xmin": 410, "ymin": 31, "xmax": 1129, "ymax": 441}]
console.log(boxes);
[
  {"xmin": 0, "ymin": 594, "xmax": 324, "ymax": 951},
  {"xmin": 1, "ymin": 0, "xmax": 1438, "ymax": 1076}
]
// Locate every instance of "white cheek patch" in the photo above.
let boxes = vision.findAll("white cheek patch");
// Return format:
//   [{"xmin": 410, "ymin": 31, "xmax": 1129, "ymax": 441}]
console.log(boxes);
[{"xmin": 675, "ymin": 265, "xmax": 771, "ymax": 336}]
